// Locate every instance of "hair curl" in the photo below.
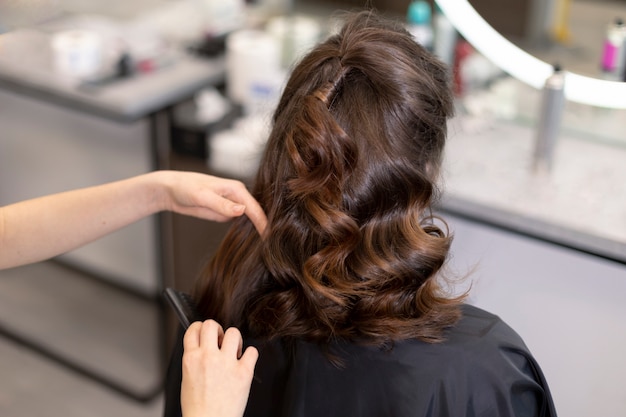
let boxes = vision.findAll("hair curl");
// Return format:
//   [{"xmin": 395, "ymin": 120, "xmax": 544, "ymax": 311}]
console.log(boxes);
[{"xmin": 195, "ymin": 11, "xmax": 464, "ymax": 347}]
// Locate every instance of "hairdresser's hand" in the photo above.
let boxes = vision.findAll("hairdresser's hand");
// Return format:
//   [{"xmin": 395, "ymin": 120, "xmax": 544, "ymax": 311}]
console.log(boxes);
[
  {"xmin": 158, "ymin": 171, "xmax": 267, "ymax": 235},
  {"xmin": 181, "ymin": 320, "xmax": 259, "ymax": 417}
]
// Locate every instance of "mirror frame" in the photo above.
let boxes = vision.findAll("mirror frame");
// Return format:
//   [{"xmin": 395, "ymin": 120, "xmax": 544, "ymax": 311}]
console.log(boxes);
[{"xmin": 436, "ymin": 0, "xmax": 626, "ymax": 109}]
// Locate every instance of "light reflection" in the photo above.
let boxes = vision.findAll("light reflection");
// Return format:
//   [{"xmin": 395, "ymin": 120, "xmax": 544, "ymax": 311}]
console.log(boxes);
[{"xmin": 435, "ymin": 0, "xmax": 626, "ymax": 109}]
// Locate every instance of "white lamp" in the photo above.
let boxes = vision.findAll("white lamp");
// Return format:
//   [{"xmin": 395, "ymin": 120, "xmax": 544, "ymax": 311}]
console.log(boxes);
[{"xmin": 435, "ymin": 0, "xmax": 626, "ymax": 109}]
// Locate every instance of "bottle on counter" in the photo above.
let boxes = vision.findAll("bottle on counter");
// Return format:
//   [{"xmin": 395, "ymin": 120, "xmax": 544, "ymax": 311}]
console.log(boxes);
[
  {"xmin": 533, "ymin": 64, "xmax": 566, "ymax": 174},
  {"xmin": 452, "ymin": 37, "xmax": 474, "ymax": 97},
  {"xmin": 433, "ymin": 4, "xmax": 457, "ymax": 68},
  {"xmin": 600, "ymin": 17, "xmax": 626, "ymax": 81},
  {"xmin": 406, "ymin": 0, "xmax": 433, "ymax": 51}
]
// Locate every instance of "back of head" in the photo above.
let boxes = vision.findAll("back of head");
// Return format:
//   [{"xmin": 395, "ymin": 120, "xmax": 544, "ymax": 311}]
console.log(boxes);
[{"xmin": 195, "ymin": 10, "xmax": 462, "ymax": 347}]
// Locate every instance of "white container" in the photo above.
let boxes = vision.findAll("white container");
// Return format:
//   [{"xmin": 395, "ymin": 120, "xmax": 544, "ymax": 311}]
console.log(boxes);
[
  {"xmin": 225, "ymin": 29, "xmax": 281, "ymax": 110},
  {"xmin": 266, "ymin": 15, "xmax": 321, "ymax": 68},
  {"xmin": 51, "ymin": 30, "xmax": 103, "ymax": 79}
]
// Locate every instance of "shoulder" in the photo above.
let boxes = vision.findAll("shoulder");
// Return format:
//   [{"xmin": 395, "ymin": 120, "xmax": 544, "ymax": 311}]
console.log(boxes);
[
  {"xmin": 448, "ymin": 304, "xmax": 528, "ymax": 347},
  {"xmin": 441, "ymin": 305, "xmax": 555, "ymax": 411},
  {"xmin": 410, "ymin": 304, "xmax": 555, "ymax": 415},
  {"xmin": 358, "ymin": 304, "xmax": 555, "ymax": 415},
  {"xmin": 437, "ymin": 304, "xmax": 536, "ymax": 371},
  {"xmin": 383, "ymin": 304, "xmax": 542, "ymax": 393},
  {"xmin": 344, "ymin": 304, "xmax": 536, "ymax": 377}
]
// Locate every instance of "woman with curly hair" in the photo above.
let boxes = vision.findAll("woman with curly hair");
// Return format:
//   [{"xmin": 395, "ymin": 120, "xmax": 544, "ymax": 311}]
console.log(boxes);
[{"xmin": 165, "ymin": 10, "xmax": 556, "ymax": 417}]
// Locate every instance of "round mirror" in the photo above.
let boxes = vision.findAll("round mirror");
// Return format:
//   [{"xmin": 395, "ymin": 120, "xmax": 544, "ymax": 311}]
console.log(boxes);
[{"xmin": 436, "ymin": 0, "xmax": 626, "ymax": 108}]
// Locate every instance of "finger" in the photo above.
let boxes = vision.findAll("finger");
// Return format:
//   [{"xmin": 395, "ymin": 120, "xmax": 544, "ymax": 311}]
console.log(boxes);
[
  {"xmin": 240, "ymin": 345, "xmax": 259, "ymax": 372},
  {"xmin": 185, "ymin": 205, "xmax": 233, "ymax": 222},
  {"xmin": 183, "ymin": 321, "xmax": 203, "ymax": 350},
  {"xmin": 200, "ymin": 319, "xmax": 225, "ymax": 350},
  {"xmin": 220, "ymin": 182, "xmax": 267, "ymax": 235},
  {"xmin": 218, "ymin": 194, "xmax": 247, "ymax": 217},
  {"xmin": 221, "ymin": 327, "xmax": 244, "ymax": 357},
  {"xmin": 244, "ymin": 201, "xmax": 268, "ymax": 236}
]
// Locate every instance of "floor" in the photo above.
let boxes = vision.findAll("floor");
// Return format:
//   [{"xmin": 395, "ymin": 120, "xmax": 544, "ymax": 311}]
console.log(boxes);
[
  {"xmin": 0, "ymin": 339, "xmax": 163, "ymax": 417},
  {"xmin": 0, "ymin": 262, "xmax": 164, "ymax": 417},
  {"xmin": 1, "ymin": 1, "xmax": 624, "ymax": 416}
]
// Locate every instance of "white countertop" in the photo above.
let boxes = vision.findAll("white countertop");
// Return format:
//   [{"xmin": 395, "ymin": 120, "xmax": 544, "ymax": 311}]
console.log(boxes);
[{"xmin": 442, "ymin": 114, "xmax": 626, "ymax": 263}]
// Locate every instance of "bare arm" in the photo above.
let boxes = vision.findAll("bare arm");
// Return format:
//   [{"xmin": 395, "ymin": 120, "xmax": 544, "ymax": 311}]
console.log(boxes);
[{"xmin": 0, "ymin": 170, "xmax": 266, "ymax": 269}]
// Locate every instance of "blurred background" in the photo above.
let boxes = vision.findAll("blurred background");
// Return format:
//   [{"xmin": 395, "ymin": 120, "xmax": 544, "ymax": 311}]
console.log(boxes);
[{"xmin": 1, "ymin": 1, "xmax": 625, "ymax": 416}]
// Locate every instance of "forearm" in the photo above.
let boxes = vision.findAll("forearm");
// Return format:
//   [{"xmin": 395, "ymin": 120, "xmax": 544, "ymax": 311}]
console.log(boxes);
[
  {"xmin": 0, "ymin": 170, "xmax": 266, "ymax": 270},
  {"xmin": 0, "ymin": 172, "xmax": 167, "ymax": 269}
]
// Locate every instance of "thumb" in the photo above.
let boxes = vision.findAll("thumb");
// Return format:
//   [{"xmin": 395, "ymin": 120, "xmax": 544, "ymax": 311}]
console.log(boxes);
[
  {"xmin": 240, "ymin": 346, "xmax": 259, "ymax": 372},
  {"xmin": 228, "ymin": 202, "xmax": 246, "ymax": 216},
  {"xmin": 212, "ymin": 194, "xmax": 246, "ymax": 217}
]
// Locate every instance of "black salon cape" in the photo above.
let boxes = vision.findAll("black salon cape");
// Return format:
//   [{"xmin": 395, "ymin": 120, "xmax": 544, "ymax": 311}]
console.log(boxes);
[{"xmin": 163, "ymin": 304, "xmax": 557, "ymax": 417}]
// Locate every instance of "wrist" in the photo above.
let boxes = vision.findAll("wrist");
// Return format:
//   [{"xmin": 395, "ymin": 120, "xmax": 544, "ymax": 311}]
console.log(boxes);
[{"xmin": 140, "ymin": 171, "xmax": 174, "ymax": 214}]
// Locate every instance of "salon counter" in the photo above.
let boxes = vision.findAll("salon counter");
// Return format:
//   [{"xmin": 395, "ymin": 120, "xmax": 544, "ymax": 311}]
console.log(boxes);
[
  {"xmin": 441, "ymin": 114, "xmax": 626, "ymax": 264},
  {"xmin": 0, "ymin": 28, "xmax": 225, "ymax": 122}
]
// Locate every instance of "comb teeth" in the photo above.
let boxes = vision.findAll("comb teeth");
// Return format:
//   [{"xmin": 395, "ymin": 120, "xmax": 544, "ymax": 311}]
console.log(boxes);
[
  {"xmin": 163, "ymin": 288, "xmax": 202, "ymax": 329},
  {"xmin": 180, "ymin": 292, "xmax": 201, "ymax": 321}
]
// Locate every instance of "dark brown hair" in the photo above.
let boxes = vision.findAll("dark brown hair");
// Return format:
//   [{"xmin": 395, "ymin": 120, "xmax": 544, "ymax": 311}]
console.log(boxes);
[{"xmin": 195, "ymin": 10, "xmax": 464, "ymax": 347}]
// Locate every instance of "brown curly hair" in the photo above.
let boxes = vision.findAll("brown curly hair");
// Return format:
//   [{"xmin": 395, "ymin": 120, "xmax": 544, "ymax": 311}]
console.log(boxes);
[{"xmin": 194, "ymin": 10, "xmax": 464, "ymax": 347}]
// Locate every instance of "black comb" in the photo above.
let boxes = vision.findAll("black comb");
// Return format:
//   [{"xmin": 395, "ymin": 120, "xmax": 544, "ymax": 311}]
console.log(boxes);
[{"xmin": 163, "ymin": 287, "xmax": 202, "ymax": 329}]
